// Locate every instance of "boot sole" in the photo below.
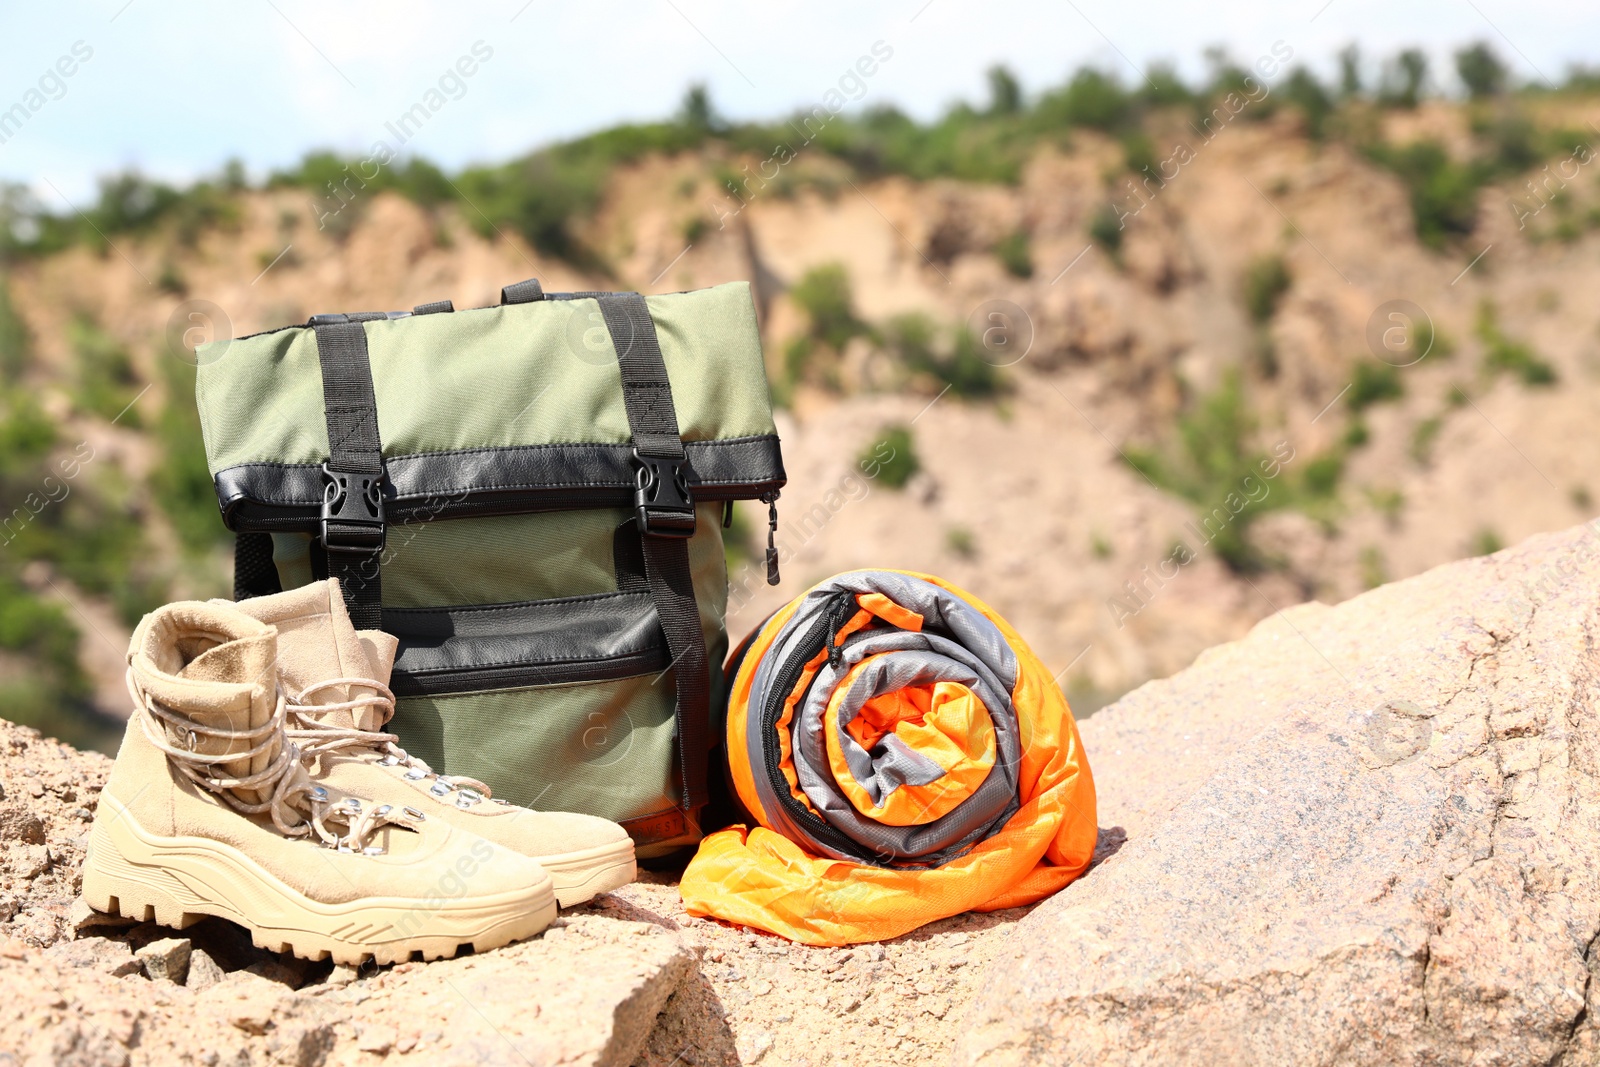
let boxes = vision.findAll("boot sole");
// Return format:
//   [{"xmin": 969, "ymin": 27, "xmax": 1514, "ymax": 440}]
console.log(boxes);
[
  {"xmin": 536, "ymin": 839, "xmax": 637, "ymax": 907},
  {"xmin": 82, "ymin": 794, "xmax": 556, "ymax": 966}
]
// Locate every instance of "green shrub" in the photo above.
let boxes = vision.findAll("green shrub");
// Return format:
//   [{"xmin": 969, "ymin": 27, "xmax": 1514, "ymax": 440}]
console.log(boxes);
[
  {"xmin": 1359, "ymin": 545, "xmax": 1388, "ymax": 589},
  {"xmin": 994, "ymin": 230, "xmax": 1034, "ymax": 278},
  {"xmin": 1367, "ymin": 486, "xmax": 1405, "ymax": 525},
  {"xmin": 1414, "ymin": 317, "xmax": 1455, "ymax": 362},
  {"xmin": 1120, "ymin": 132, "xmax": 1157, "ymax": 177},
  {"xmin": 1124, "ymin": 373, "xmax": 1278, "ymax": 571},
  {"xmin": 157, "ymin": 262, "xmax": 187, "ymax": 296},
  {"xmin": 1038, "ymin": 69, "xmax": 1131, "ymax": 131},
  {"xmin": 1139, "ymin": 63, "xmax": 1193, "ymax": 107},
  {"xmin": 0, "ymin": 274, "xmax": 28, "ymax": 383},
  {"xmin": 1283, "ymin": 67, "xmax": 1334, "ymax": 139},
  {"xmin": 1367, "ymin": 141, "xmax": 1485, "ymax": 247},
  {"xmin": 1242, "ymin": 255, "xmax": 1291, "ymax": 323},
  {"xmin": 945, "ymin": 525, "xmax": 976, "ymax": 559},
  {"xmin": 1302, "ymin": 452, "xmax": 1344, "ymax": 498},
  {"xmin": 1476, "ymin": 301, "xmax": 1557, "ymax": 385},
  {"xmin": 1343, "ymin": 419, "xmax": 1370, "ymax": 448},
  {"xmin": 884, "ymin": 313, "xmax": 1003, "ymax": 400},
  {"xmin": 1089, "ymin": 204, "xmax": 1124, "ymax": 260},
  {"xmin": 1410, "ymin": 415, "xmax": 1444, "ymax": 465},
  {"xmin": 1347, "ymin": 361, "xmax": 1404, "ymax": 410},
  {"xmin": 1470, "ymin": 527, "xmax": 1504, "ymax": 556},
  {"xmin": 791, "ymin": 264, "xmax": 868, "ymax": 352},
  {"xmin": 860, "ymin": 425, "xmax": 919, "ymax": 490},
  {"xmin": 68, "ymin": 316, "xmax": 143, "ymax": 425},
  {"xmin": 150, "ymin": 361, "xmax": 227, "ymax": 553}
]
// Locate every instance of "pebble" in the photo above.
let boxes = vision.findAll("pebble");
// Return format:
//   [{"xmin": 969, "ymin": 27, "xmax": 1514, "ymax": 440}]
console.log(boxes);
[
  {"xmin": 358, "ymin": 1024, "xmax": 397, "ymax": 1053},
  {"xmin": 137, "ymin": 937, "xmax": 192, "ymax": 984},
  {"xmin": 0, "ymin": 939, "xmax": 29, "ymax": 960},
  {"xmin": 324, "ymin": 962, "xmax": 361, "ymax": 987},
  {"xmin": 186, "ymin": 948, "xmax": 226, "ymax": 990}
]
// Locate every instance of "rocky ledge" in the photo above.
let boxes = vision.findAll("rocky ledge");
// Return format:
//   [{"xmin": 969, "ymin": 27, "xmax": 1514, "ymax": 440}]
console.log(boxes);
[{"xmin": 5, "ymin": 520, "xmax": 1600, "ymax": 1066}]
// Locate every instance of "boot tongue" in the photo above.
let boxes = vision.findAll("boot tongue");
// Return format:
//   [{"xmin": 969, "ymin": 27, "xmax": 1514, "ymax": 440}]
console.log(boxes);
[
  {"xmin": 230, "ymin": 579, "xmax": 389, "ymax": 731},
  {"xmin": 131, "ymin": 601, "xmax": 281, "ymax": 808}
]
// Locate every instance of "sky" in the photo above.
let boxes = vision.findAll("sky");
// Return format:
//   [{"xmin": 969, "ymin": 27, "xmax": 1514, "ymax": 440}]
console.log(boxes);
[{"xmin": 1, "ymin": 0, "xmax": 1596, "ymax": 204}]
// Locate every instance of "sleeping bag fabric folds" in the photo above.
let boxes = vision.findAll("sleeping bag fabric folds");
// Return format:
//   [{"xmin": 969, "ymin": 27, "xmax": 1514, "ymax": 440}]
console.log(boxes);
[{"xmin": 682, "ymin": 570, "xmax": 1097, "ymax": 945}]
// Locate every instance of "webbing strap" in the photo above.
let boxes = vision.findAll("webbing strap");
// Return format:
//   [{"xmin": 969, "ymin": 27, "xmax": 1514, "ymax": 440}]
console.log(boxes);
[
  {"xmin": 234, "ymin": 531, "xmax": 283, "ymax": 600},
  {"xmin": 312, "ymin": 321, "xmax": 386, "ymax": 630},
  {"xmin": 596, "ymin": 292, "xmax": 710, "ymax": 819},
  {"xmin": 597, "ymin": 294, "xmax": 686, "ymax": 460}
]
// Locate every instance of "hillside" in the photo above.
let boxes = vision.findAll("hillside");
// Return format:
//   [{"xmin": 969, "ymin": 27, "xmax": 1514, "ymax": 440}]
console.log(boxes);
[{"xmin": 2, "ymin": 55, "xmax": 1599, "ymax": 744}]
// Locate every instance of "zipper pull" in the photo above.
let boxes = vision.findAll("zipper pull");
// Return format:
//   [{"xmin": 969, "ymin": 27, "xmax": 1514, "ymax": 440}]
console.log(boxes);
[{"xmin": 762, "ymin": 491, "xmax": 781, "ymax": 586}]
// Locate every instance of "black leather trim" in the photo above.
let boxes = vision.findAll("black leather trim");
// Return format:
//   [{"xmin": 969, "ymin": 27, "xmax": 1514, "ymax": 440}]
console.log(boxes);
[
  {"xmin": 387, "ymin": 590, "xmax": 670, "ymax": 698},
  {"xmin": 214, "ymin": 434, "xmax": 786, "ymax": 532}
]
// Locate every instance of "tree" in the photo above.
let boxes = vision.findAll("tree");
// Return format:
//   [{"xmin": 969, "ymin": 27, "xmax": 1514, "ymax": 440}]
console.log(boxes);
[
  {"xmin": 1380, "ymin": 48, "xmax": 1429, "ymax": 109},
  {"xmin": 1338, "ymin": 44, "xmax": 1363, "ymax": 98},
  {"xmin": 677, "ymin": 83, "xmax": 724, "ymax": 132},
  {"xmin": 1455, "ymin": 42, "xmax": 1507, "ymax": 98},
  {"xmin": 986, "ymin": 65, "xmax": 1022, "ymax": 115}
]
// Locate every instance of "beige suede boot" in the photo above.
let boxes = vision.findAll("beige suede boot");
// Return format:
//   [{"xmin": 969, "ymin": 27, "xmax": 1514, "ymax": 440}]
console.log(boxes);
[
  {"xmin": 230, "ymin": 580, "xmax": 636, "ymax": 907},
  {"xmin": 81, "ymin": 599, "xmax": 557, "ymax": 965}
]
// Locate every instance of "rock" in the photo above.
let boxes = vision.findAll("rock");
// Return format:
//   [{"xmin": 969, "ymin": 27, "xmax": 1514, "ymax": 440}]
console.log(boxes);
[
  {"xmin": 955, "ymin": 523, "xmax": 1600, "ymax": 1065},
  {"xmin": 357, "ymin": 1022, "xmax": 397, "ymax": 1053},
  {"xmin": 186, "ymin": 947, "xmax": 226, "ymax": 990},
  {"xmin": 45, "ymin": 935, "xmax": 142, "ymax": 977},
  {"xmin": 0, "ymin": 803, "xmax": 46, "ymax": 845},
  {"xmin": 10, "ymin": 844, "xmax": 50, "ymax": 879},
  {"xmin": 737, "ymin": 1028, "xmax": 776, "ymax": 1063},
  {"xmin": 322, "ymin": 962, "xmax": 360, "ymax": 987},
  {"xmin": 136, "ymin": 937, "xmax": 191, "ymax": 984}
]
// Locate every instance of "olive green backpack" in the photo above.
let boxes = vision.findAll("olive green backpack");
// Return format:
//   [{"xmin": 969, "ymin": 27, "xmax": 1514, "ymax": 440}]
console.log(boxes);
[{"xmin": 194, "ymin": 279, "xmax": 785, "ymax": 856}]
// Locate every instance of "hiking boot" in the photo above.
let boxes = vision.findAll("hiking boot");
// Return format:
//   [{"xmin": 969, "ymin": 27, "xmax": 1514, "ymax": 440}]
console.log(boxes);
[
  {"xmin": 230, "ymin": 580, "xmax": 636, "ymax": 907},
  {"xmin": 81, "ymin": 599, "xmax": 556, "ymax": 965}
]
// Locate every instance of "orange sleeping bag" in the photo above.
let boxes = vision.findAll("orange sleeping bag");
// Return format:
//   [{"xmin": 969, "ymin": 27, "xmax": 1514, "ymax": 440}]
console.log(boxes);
[{"xmin": 680, "ymin": 570, "xmax": 1097, "ymax": 945}]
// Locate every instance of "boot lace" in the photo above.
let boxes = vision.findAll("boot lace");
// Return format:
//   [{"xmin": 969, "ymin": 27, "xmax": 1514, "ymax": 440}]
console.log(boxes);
[
  {"xmin": 284, "ymin": 677, "xmax": 496, "ymax": 807},
  {"xmin": 130, "ymin": 670, "xmax": 415, "ymax": 852}
]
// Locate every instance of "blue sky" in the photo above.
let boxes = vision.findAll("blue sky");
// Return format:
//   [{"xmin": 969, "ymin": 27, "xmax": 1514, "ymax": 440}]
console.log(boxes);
[{"xmin": 1, "ymin": 0, "xmax": 1596, "ymax": 203}]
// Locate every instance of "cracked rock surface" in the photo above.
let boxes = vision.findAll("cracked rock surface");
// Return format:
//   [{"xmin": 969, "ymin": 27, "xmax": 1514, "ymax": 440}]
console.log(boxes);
[{"xmin": 955, "ymin": 520, "xmax": 1600, "ymax": 1066}]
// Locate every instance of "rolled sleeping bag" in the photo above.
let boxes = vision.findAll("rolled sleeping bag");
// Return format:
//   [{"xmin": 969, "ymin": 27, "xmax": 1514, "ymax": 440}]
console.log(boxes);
[{"xmin": 681, "ymin": 570, "xmax": 1097, "ymax": 945}]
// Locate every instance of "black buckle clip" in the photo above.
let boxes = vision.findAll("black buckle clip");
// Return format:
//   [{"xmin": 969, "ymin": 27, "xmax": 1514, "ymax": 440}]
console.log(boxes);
[
  {"xmin": 632, "ymin": 449, "xmax": 696, "ymax": 538},
  {"xmin": 320, "ymin": 462, "xmax": 386, "ymax": 555}
]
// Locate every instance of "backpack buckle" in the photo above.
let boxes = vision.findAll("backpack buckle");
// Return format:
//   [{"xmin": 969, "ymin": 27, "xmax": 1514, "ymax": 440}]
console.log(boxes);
[
  {"xmin": 320, "ymin": 462, "xmax": 386, "ymax": 556},
  {"xmin": 632, "ymin": 449, "xmax": 696, "ymax": 538}
]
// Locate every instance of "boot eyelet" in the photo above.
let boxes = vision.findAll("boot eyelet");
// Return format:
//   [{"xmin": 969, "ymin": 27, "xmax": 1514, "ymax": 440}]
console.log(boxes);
[
  {"xmin": 403, "ymin": 768, "xmax": 428, "ymax": 781},
  {"xmin": 403, "ymin": 807, "xmax": 426, "ymax": 822},
  {"xmin": 428, "ymin": 781, "xmax": 452, "ymax": 797}
]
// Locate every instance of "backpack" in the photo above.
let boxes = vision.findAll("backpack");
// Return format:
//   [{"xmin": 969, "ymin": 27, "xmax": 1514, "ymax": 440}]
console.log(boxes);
[{"xmin": 194, "ymin": 279, "xmax": 785, "ymax": 856}]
